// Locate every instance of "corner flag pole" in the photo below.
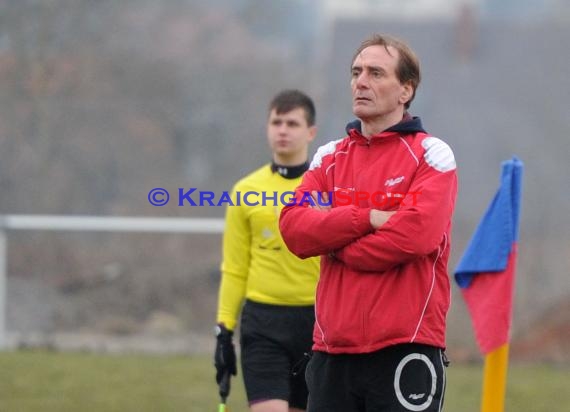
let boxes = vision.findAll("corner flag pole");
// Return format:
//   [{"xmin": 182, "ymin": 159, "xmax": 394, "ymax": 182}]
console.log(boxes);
[{"xmin": 481, "ymin": 343, "xmax": 509, "ymax": 412}]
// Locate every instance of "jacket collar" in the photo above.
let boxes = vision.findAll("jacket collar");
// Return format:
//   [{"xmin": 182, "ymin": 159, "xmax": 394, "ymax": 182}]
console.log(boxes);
[{"xmin": 345, "ymin": 114, "xmax": 425, "ymax": 140}]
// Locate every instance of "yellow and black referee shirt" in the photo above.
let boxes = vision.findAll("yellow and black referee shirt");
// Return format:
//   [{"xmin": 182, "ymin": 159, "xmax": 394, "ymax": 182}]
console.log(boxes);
[{"xmin": 216, "ymin": 163, "xmax": 320, "ymax": 330}]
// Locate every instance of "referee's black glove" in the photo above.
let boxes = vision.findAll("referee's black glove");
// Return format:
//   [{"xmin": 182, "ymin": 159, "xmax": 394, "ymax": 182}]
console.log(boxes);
[{"xmin": 214, "ymin": 323, "xmax": 237, "ymax": 384}]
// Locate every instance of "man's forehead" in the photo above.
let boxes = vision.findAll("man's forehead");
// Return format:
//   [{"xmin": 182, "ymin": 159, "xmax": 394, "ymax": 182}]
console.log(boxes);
[
  {"xmin": 353, "ymin": 45, "xmax": 399, "ymax": 66},
  {"xmin": 269, "ymin": 107, "xmax": 307, "ymax": 123}
]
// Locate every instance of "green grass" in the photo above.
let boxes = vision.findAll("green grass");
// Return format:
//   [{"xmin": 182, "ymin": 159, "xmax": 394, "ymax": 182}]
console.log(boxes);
[{"xmin": 0, "ymin": 351, "xmax": 568, "ymax": 411}]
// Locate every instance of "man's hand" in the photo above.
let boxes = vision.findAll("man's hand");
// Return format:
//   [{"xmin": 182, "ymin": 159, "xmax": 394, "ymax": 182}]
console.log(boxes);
[
  {"xmin": 370, "ymin": 209, "xmax": 396, "ymax": 229},
  {"xmin": 310, "ymin": 190, "xmax": 331, "ymax": 211},
  {"xmin": 214, "ymin": 324, "xmax": 237, "ymax": 384},
  {"xmin": 310, "ymin": 191, "xmax": 395, "ymax": 228}
]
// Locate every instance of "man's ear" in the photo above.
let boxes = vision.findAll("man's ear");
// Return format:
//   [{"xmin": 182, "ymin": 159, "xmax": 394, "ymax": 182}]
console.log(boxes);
[
  {"xmin": 400, "ymin": 82, "xmax": 413, "ymax": 105},
  {"xmin": 307, "ymin": 126, "xmax": 317, "ymax": 143}
]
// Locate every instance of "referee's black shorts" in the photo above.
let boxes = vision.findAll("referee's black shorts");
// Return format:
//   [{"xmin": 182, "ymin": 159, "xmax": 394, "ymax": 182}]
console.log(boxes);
[
  {"xmin": 239, "ymin": 299, "xmax": 315, "ymax": 409},
  {"xmin": 305, "ymin": 343, "xmax": 448, "ymax": 412}
]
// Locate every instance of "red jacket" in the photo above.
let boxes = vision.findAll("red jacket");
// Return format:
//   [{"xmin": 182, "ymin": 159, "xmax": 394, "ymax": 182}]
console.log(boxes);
[{"xmin": 279, "ymin": 117, "xmax": 457, "ymax": 354}]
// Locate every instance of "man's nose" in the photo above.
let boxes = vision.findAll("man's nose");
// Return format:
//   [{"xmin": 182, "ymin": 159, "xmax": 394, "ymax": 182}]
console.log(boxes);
[{"xmin": 354, "ymin": 73, "xmax": 369, "ymax": 89}]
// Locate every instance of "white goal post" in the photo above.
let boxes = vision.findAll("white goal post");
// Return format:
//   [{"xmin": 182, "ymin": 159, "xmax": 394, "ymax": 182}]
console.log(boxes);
[{"xmin": 0, "ymin": 215, "xmax": 225, "ymax": 349}]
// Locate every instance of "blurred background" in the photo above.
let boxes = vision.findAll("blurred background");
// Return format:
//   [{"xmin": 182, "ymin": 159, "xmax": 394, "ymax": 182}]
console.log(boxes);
[{"xmin": 0, "ymin": 0, "xmax": 568, "ymax": 362}]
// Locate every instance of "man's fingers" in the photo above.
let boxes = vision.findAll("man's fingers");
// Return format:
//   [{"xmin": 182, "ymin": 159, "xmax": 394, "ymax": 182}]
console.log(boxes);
[
  {"xmin": 310, "ymin": 191, "xmax": 319, "ymax": 209},
  {"xmin": 311, "ymin": 191, "xmax": 331, "ymax": 211}
]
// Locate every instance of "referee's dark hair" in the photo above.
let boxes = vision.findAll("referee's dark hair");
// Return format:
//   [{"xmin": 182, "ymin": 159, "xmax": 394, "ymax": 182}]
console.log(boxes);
[{"xmin": 269, "ymin": 90, "xmax": 316, "ymax": 127}]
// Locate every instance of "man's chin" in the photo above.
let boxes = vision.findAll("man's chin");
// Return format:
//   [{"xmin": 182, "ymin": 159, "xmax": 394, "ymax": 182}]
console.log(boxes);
[
  {"xmin": 353, "ymin": 106, "xmax": 372, "ymax": 119},
  {"xmin": 273, "ymin": 148, "xmax": 293, "ymax": 157}
]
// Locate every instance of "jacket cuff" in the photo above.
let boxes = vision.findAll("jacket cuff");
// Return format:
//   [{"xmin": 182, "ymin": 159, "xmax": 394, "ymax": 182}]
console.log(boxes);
[{"xmin": 354, "ymin": 207, "xmax": 374, "ymax": 235}]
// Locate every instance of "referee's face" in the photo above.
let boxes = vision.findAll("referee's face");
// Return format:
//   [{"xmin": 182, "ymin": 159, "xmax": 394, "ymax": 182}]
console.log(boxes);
[{"xmin": 267, "ymin": 107, "xmax": 316, "ymax": 165}]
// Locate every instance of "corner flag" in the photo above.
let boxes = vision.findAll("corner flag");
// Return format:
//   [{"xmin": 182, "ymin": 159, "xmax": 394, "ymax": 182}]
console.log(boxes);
[
  {"xmin": 454, "ymin": 156, "xmax": 523, "ymax": 354},
  {"xmin": 454, "ymin": 157, "xmax": 523, "ymax": 412}
]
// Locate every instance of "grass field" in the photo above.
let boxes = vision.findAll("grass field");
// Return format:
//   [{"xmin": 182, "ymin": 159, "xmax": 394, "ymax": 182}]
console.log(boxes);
[{"xmin": 0, "ymin": 350, "xmax": 568, "ymax": 411}]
